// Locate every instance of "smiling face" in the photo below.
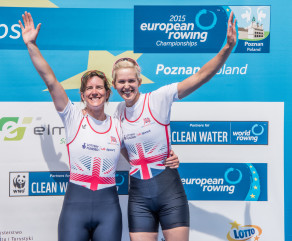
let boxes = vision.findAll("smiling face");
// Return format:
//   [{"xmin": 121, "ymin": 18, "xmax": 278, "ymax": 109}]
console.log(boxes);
[
  {"xmin": 113, "ymin": 68, "xmax": 142, "ymax": 107},
  {"xmin": 81, "ymin": 76, "xmax": 110, "ymax": 113}
]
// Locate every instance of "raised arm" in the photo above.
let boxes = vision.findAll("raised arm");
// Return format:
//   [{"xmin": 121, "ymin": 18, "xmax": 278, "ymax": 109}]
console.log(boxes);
[
  {"xmin": 177, "ymin": 11, "xmax": 237, "ymax": 99},
  {"xmin": 19, "ymin": 12, "xmax": 68, "ymax": 111}
]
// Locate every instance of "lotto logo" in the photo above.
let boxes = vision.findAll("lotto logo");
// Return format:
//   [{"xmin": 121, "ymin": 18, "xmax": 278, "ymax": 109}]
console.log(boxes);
[{"xmin": 0, "ymin": 117, "xmax": 32, "ymax": 141}]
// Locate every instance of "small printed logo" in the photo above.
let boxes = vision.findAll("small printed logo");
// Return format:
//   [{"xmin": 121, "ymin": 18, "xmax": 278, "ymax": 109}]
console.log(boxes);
[
  {"xmin": 60, "ymin": 138, "xmax": 66, "ymax": 144},
  {"xmin": 227, "ymin": 221, "xmax": 262, "ymax": 241},
  {"xmin": 13, "ymin": 175, "xmax": 26, "ymax": 189},
  {"xmin": 0, "ymin": 117, "xmax": 32, "ymax": 141},
  {"xmin": 115, "ymin": 172, "xmax": 129, "ymax": 194},
  {"xmin": 237, "ymin": 6, "xmax": 269, "ymax": 41},
  {"xmin": 124, "ymin": 133, "xmax": 136, "ymax": 141},
  {"xmin": 233, "ymin": 6, "xmax": 270, "ymax": 53},
  {"xmin": 232, "ymin": 122, "xmax": 267, "ymax": 144},
  {"xmin": 82, "ymin": 124, "xmax": 87, "ymax": 129},
  {"xmin": 81, "ymin": 143, "xmax": 114, "ymax": 151},
  {"xmin": 143, "ymin": 117, "xmax": 151, "ymax": 126},
  {"xmin": 82, "ymin": 142, "xmax": 100, "ymax": 151},
  {"xmin": 251, "ymin": 124, "xmax": 264, "ymax": 136},
  {"xmin": 10, "ymin": 172, "xmax": 29, "ymax": 196},
  {"xmin": 195, "ymin": 9, "xmax": 217, "ymax": 31},
  {"xmin": 110, "ymin": 136, "xmax": 117, "ymax": 144}
]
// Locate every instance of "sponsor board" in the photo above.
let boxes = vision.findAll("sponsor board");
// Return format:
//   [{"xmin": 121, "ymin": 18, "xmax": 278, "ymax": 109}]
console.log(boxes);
[
  {"xmin": 0, "ymin": 7, "xmax": 132, "ymax": 50},
  {"xmin": 0, "ymin": 115, "xmax": 66, "ymax": 144},
  {"xmin": 134, "ymin": 6, "xmax": 270, "ymax": 53},
  {"xmin": 9, "ymin": 171, "xmax": 129, "ymax": 196},
  {"xmin": 170, "ymin": 121, "xmax": 268, "ymax": 145},
  {"xmin": 227, "ymin": 221, "xmax": 262, "ymax": 241},
  {"xmin": 233, "ymin": 6, "xmax": 270, "ymax": 53},
  {"xmin": 179, "ymin": 163, "xmax": 267, "ymax": 201}
]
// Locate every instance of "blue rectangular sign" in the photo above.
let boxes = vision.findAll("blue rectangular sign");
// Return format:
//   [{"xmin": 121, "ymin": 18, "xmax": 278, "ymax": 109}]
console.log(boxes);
[
  {"xmin": 134, "ymin": 6, "xmax": 270, "ymax": 53},
  {"xmin": 21, "ymin": 171, "xmax": 128, "ymax": 196},
  {"xmin": 179, "ymin": 163, "xmax": 267, "ymax": 201},
  {"xmin": 0, "ymin": 7, "xmax": 133, "ymax": 50},
  {"xmin": 170, "ymin": 121, "xmax": 268, "ymax": 145}
]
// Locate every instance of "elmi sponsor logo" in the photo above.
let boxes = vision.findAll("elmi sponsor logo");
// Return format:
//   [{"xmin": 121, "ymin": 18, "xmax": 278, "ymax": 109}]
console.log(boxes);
[
  {"xmin": 33, "ymin": 124, "xmax": 64, "ymax": 136},
  {"xmin": 0, "ymin": 116, "xmax": 65, "ymax": 141},
  {"xmin": 227, "ymin": 221, "xmax": 262, "ymax": 241}
]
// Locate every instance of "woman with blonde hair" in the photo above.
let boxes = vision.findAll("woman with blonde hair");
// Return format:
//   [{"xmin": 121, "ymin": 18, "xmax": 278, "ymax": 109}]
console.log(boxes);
[{"xmin": 112, "ymin": 12, "xmax": 237, "ymax": 241}]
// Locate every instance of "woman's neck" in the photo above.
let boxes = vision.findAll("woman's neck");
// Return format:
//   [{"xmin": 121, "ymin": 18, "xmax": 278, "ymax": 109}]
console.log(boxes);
[
  {"xmin": 126, "ymin": 92, "xmax": 141, "ymax": 107},
  {"xmin": 84, "ymin": 106, "xmax": 106, "ymax": 121}
]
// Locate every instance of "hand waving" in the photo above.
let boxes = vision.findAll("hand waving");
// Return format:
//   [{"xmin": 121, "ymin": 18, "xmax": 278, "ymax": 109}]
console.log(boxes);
[
  {"xmin": 226, "ymin": 11, "xmax": 237, "ymax": 48},
  {"xmin": 19, "ymin": 12, "xmax": 41, "ymax": 45}
]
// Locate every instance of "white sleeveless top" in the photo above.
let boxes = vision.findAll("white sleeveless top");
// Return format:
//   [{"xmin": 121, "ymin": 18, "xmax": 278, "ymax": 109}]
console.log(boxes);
[
  {"xmin": 120, "ymin": 93, "xmax": 171, "ymax": 180},
  {"xmin": 67, "ymin": 114, "xmax": 121, "ymax": 191}
]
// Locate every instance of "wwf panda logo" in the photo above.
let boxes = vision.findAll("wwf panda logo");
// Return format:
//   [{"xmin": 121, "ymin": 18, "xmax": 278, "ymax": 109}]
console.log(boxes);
[{"xmin": 13, "ymin": 175, "xmax": 26, "ymax": 189}]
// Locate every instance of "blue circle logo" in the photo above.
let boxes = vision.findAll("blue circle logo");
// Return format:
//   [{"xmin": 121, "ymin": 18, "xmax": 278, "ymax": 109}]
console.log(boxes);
[
  {"xmin": 195, "ymin": 9, "xmax": 217, "ymax": 30},
  {"xmin": 115, "ymin": 173, "xmax": 125, "ymax": 186},
  {"xmin": 225, "ymin": 168, "xmax": 242, "ymax": 184},
  {"xmin": 251, "ymin": 124, "xmax": 264, "ymax": 136}
]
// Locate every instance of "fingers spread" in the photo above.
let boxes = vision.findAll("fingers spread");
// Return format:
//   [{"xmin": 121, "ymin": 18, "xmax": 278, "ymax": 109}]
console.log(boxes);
[
  {"xmin": 18, "ymin": 20, "xmax": 24, "ymax": 31},
  {"xmin": 36, "ymin": 23, "xmax": 41, "ymax": 32},
  {"xmin": 28, "ymin": 12, "xmax": 35, "ymax": 28},
  {"xmin": 22, "ymin": 14, "xmax": 26, "ymax": 26},
  {"xmin": 234, "ymin": 18, "xmax": 237, "ymax": 29},
  {"xmin": 228, "ymin": 11, "xmax": 234, "ymax": 24}
]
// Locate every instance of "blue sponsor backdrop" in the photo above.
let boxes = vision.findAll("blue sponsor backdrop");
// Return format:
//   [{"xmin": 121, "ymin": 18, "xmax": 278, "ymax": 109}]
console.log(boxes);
[
  {"xmin": 170, "ymin": 121, "xmax": 268, "ymax": 145},
  {"xmin": 0, "ymin": 0, "xmax": 291, "ymax": 239},
  {"xmin": 134, "ymin": 6, "xmax": 228, "ymax": 53},
  {"xmin": 179, "ymin": 163, "xmax": 267, "ymax": 201},
  {"xmin": 23, "ymin": 171, "xmax": 128, "ymax": 196},
  {"xmin": 134, "ymin": 6, "xmax": 270, "ymax": 53},
  {"xmin": 0, "ymin": 8, "xmax": 133, "ymax": 50}
]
